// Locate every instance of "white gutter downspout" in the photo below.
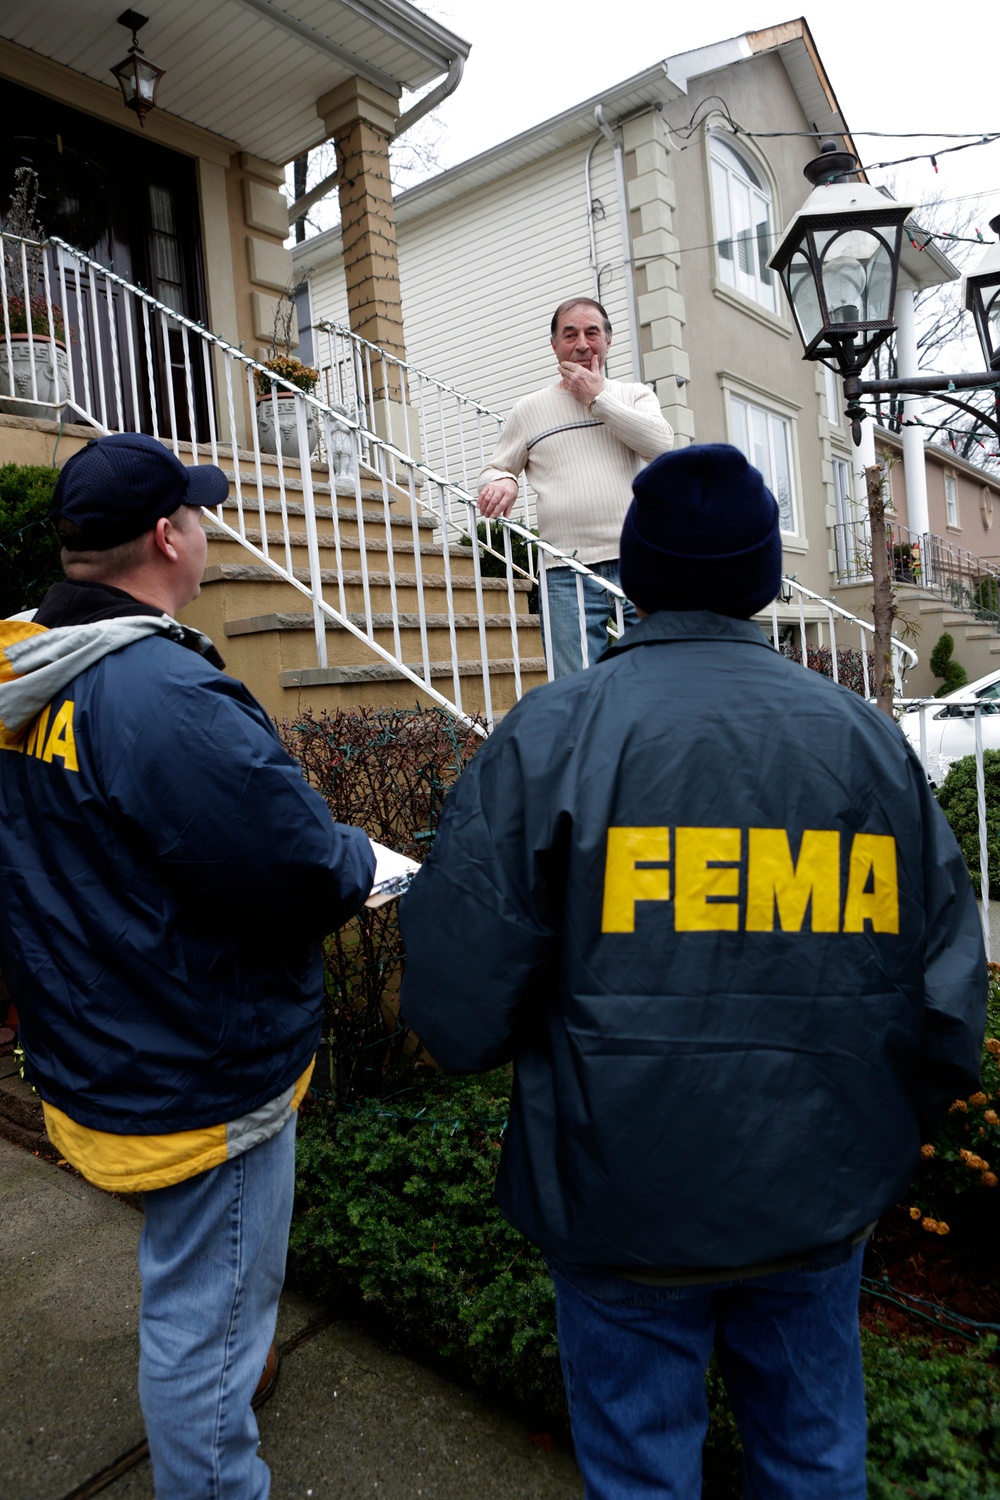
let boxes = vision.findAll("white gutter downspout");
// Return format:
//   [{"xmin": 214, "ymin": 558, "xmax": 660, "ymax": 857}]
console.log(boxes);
[
  {"xmin": 896, "ymin": 287, "xmax": 930, "ymax": 538},
  {"xmin": 396, "ymin": 55, "xmax": 464, "ymax": 137},
  {"xmin": 594, "ymin": 104, "xmax": 643, "ymax": 383},
  {"xmin": 584, "ymin": 137, "xmax": 602, "ymax": 304},
  {"xmin": 289, "ymin": 56, "xmax": 465, "ymax": 229}
]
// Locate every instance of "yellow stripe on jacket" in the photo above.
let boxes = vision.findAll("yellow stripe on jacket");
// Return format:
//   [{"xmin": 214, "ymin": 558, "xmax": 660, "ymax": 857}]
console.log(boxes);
[{"xmin": 42, "ymin": 1060, "xmax": 315, "ymax": 1193}]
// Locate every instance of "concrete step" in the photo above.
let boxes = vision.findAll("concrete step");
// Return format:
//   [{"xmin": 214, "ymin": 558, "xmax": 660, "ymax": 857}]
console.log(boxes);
[
  {"xmin": 223, "ymin": 609, "xmax": 542, "ymax": 668},
  {"xmin": 276, "ymin": 656, "xmax": 548, "ymax": 720},
  {"xmin": 194, "ymin": 563, "xmax": 533, "ymax": 622},
  {"xmin": 204, "ymin": 525, "xmax": 488, "ymax": 581}
]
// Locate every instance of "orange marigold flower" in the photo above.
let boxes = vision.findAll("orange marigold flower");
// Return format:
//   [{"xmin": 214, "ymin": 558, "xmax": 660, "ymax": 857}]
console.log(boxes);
[
  {"xmin": 985, "ymin": 1038, "xmax": 1000, "ymax": 1057},
  {"xmin": 909, "ymin": 1206, "xmax": 922, "ymax": 1219},
  {"xmin": 970, "ymin": 1092, "xmax": 988, "ymax": 1107},
  {"xmin": 920, "ymin": 1143, "xmax": 936, "ymax": 1158},
  {"xmin": 960, "ymin": 1148, "xmax": 973, "ymax": 1163},
  {"xmin": 921, "ymin": 1218, "xmax": 939, "ymax": 1232},
  {"xmin": 966, "ymin": 1154, "xmax": 989, "ymax": 1171},
  {"xmin": 984, "ymin": 1110, "xmax": 999, "ymax": 1126},
  {"xmin": 935, "ymin": 1221, "xmax": 950, "ymax": 1235},
  {"xmin": 949, "ymin": 1099, "xmax": 968, "ymax": 1113},
  {"xmin": 983, "ymin": 1171, "xmax": 999, "ymax": 1188}
]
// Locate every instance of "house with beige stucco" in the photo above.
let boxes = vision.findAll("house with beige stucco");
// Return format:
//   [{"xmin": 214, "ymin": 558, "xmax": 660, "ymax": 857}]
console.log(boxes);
[
  {"xmin": 0, "ymin": 9, "xmax": 979, "ymax": 719},
  {"xmin": 296, "ymin": 17, "xmax": 1000, "ymax": 698}
]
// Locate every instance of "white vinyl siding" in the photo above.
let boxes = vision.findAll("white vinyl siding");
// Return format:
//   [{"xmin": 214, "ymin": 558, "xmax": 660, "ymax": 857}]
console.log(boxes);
[
  {"xmin": 304, "ymin": 136, "xmax": 634, "ymax": 417},
  {"xmin": 710, "ymin": 137, "xmax": 776, "ymax": 312},
  {"xmin": 729, "ymin": 394, "xmax": 796, "ymax": 534}
]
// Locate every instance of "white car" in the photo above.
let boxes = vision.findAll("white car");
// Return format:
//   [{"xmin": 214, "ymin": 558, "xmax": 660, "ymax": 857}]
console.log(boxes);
[{"xmin": 898, "ymin": 667, "xmax": 1000, "ymax": 782}]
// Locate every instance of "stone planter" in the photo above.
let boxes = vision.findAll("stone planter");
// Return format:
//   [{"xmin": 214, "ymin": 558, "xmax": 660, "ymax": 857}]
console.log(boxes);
[
  {"xmin": 0, "ymin": 334, "xmax": 71, "ymax": 420},
  {"xmin": 255, "ymin": 391, "xmax": 319, "ymax": 460}
]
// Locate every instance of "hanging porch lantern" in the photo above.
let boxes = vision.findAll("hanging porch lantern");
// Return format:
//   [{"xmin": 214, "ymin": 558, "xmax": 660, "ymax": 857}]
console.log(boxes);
[
  {"xmin": 966, "ymin": 214, "xmax": 1000, "ymax": 372},
  {"xmin": 768, "ymin": 141, "xmax": 914, "ymax": 377},
  {"xmin": 110, "ymin": 10, "xmax": 166, "ymax": 129}
]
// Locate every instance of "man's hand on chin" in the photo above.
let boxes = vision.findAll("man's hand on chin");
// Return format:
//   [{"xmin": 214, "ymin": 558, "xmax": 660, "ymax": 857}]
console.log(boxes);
[{"xmin": 558, "ymin": 354, "xmax": 605, "ymax": 408}]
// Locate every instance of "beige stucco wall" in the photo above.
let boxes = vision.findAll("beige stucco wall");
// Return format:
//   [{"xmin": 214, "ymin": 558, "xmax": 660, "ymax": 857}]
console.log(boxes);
[{"xmin": 660, "ymin": 49, "xmax": 840, "ymax": 602}]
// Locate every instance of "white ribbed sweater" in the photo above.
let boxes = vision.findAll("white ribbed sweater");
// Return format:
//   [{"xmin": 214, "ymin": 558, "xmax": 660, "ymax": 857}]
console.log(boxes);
[{"xmin": 479, "ymin": 380, "xmax": 673, "ymax": 564}]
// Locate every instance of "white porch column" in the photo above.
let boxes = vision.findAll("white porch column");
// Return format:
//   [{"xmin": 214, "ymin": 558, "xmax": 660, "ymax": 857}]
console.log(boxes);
[{"xmin": 896, "ymin": 287, "xmax": 930, "ymax": 537}]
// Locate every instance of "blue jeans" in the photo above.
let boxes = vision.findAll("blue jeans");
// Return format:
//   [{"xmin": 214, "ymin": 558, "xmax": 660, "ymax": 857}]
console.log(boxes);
[
  {"xmin": 549, "ymin": 1244, "xmax": 867, "ymax": 1500},
  {"xmin": 542, "ymin": 559, "xmax": 639, "ymax": 677},
  {"xmin": 138, "ymin": 1114, "xmax": 297, "ymax": 1499}
]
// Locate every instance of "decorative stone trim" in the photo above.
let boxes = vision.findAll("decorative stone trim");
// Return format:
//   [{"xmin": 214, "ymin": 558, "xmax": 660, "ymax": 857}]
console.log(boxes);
[{"xmin": 623, "ymin": 114, "xmax": 693, "ymax": 442}]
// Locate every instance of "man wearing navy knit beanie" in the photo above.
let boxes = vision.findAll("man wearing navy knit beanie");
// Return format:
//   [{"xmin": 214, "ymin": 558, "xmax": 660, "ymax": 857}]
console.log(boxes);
[{"xmin": 402, "ymin": 442, "xmax": 986, "ymax": 1498}]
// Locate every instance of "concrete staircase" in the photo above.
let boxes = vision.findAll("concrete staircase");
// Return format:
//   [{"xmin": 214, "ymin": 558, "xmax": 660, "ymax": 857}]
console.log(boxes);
[
  {"xmin": 178, "ymin": 450, "xmax": 547, "ymax": 722},
  {"xmin": 910, "ymin": 591, "xmax": 1000, "ymax": 688}
]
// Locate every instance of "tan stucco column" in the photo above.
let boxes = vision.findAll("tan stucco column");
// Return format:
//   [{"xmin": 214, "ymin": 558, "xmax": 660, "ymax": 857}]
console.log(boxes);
[{"xmin": 318, "ymin": 77, "xmax": 405, "ymax": 395}]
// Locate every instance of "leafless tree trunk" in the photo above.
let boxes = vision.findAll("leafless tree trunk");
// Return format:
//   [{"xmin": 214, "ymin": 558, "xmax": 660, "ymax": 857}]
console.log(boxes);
[{"xmin": 867, "ymin": 464, "xmax": 896, "ymax": 716}]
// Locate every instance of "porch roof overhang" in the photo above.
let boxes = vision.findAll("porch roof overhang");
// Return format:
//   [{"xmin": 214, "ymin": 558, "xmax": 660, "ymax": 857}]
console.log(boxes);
[{"xmin": 0, "ymin": 0, "xmax": 470, "ymax": 165}]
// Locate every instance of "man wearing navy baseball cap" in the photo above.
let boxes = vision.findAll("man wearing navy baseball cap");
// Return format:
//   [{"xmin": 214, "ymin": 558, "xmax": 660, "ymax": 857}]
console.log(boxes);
[
  {"xmin": 401, "ymin": 443, "xmax": 986, "ymax": 1498},
  {"xmin": 0, "ymin": 433, "xmax": 375, "ymax": 1498}
]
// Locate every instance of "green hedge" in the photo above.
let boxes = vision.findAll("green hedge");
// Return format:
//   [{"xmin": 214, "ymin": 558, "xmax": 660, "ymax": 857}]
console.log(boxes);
[
  {"xmin": 935, "ymin": 751, "xmax": 1000, "ymax": 895},
  {"xmin": 292, "ymin": 1064, "xmax": 1000, "ymax": 1497},
  {"xmin": 0, "ymin": 463, "xmax": 61, "ymax": 616}
]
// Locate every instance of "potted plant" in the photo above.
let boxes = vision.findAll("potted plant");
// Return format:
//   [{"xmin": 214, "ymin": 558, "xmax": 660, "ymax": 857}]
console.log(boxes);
[
  {"xmin": 1, "ymin": 167, "xmax": 72, "ymax": 421},
  {"xmin": 252, "ymin": 287, "xmax": 321, "ymax": 460}
]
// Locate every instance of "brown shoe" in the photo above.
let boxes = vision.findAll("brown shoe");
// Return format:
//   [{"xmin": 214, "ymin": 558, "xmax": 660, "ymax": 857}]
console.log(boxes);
[{"xmin": 251, "ymin": 1341, "xmax": 280, "ymax": 1410}]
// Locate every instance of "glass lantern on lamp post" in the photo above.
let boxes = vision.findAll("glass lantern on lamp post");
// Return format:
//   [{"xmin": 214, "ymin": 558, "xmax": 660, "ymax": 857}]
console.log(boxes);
[
  {"xmin": 770, "ymin": 140, "xmax": 1000, "ymax": 445},
  {"xmin": 966, "ymin": 213, "xmax": 1000, "ymax": 372},
  {"xmin": 770, "ymin": 142, "xmax": 913, "ymax": 390},
  {"xmin": 110, "ymin": 10, "xmax": 165, "ymax": 129}
]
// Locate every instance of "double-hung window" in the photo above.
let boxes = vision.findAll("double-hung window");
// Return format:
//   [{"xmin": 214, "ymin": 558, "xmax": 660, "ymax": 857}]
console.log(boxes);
[
  {"xmin": 710, "ymin": 137, "xmax": 777, "ymax": 312},
  {"xmin": 945, "ymin": 473, "xmax": 959, "ymax": 527},
  {"xmin": 729, "ymin": 394, "xmax": 796, "ymax": 534}
]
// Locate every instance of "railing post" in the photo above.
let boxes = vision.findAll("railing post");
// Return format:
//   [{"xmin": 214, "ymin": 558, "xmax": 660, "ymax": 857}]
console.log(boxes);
[
  {"xmin": 976, "ymin": 704, "xmax": 991, "ymax": 961},
  {"xmin": 295, "ymin": 397, "xmax": 328, "ymax": 671}
]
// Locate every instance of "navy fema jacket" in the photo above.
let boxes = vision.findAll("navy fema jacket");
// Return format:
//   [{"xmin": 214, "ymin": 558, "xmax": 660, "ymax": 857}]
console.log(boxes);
[
  {"xmin": 400, "ymin": 611, "xmax": 987, "ymax": 1274},
  {"xmin": 0, "ymin": 585, "xmax": 374, "ymax": 1137}
]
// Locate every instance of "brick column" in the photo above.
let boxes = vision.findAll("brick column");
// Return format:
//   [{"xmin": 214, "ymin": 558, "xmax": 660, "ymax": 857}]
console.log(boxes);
[{"xmin": 319, "ymin": 77, "xmax": 405, "ymax": 399}]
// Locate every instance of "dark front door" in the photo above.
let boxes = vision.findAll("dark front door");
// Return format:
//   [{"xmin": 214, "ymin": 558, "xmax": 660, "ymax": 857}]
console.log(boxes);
[{"xmin": 0, "ymin": 79, "xmax": 208, "ymax": 440}]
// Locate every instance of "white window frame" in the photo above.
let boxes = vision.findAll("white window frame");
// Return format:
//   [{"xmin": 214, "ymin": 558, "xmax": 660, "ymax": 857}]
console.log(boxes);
[
  {"xmin": 727, "ymin": 390, "xmax": 800, "ymax": 538},
  {"xmin": 709, "ymin": 135, "xmax": 778, "ymax": 314},
  {"xmin": 823, "ymin": 365, "xmax": 842, "ymax": 429},
  {"xmin": 945, "ymin": 472, "xmax": 959, "ymax": 528}
]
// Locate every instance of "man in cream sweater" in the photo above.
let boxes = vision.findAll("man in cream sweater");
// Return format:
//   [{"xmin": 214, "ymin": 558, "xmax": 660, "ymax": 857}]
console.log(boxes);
[{"xmin": 478, "ymin": 297, "xmax": 673, "ymax": 675}]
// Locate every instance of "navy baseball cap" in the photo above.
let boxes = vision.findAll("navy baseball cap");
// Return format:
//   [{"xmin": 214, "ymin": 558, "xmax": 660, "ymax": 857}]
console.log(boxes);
[{"xmin": 51, "ymin": 433, "xmax": 230, "ymax": 551}]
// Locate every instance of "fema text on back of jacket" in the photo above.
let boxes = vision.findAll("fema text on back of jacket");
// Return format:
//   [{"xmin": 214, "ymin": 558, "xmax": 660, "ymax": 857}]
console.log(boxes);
[{"xmin": 602, "ymin": 826, "xmax": 897, "ymax": 934}]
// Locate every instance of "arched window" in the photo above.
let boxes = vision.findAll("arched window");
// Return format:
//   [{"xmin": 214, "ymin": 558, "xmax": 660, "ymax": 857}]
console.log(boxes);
[{"xmin": 710, "ymin": 136, "xmax": 776, "ymax": 312}]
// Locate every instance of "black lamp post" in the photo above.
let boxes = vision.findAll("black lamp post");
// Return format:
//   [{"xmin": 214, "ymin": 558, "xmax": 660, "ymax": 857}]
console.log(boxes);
[
  {"xmin": 770, "ymin": 142, "xmax": 1000, "ymax": 445},
  {"xmin": 110, "ymin": 10, "xmax": 166, "ymax": 128},
  {"xmin": 770, "ymin": 141, "xmax": 1000, "ymax": 717},
  {"xmin": 966, "ymin": 214, "xmax": 1000, "ymax": 373}
]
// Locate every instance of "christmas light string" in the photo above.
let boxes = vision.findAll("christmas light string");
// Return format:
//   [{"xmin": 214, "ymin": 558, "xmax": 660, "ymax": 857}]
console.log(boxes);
[
  {"xmin": 655, "ymin": 93, "xmax": 1000, "ymax": 178},
  {"xmin": 856, "ymin": 404, "xmax": 1000, "ymax": 462}
]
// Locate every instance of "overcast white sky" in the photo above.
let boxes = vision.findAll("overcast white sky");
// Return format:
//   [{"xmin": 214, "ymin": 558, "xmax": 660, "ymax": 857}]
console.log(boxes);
[{"xmin": 413, "ymin": 1, "xmax": 1000, "ymax": 240}]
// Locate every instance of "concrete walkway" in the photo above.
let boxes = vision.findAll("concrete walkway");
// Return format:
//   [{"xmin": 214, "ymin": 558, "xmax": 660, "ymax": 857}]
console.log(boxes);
[{"xmin": 0, "ymin": 1138, "xmax": 582, "ymax": 1500}]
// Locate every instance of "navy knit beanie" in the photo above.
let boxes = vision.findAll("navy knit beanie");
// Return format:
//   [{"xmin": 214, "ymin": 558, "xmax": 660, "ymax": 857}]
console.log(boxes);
[{"xmin": 619, "ymin": 444, "xmax": 782, "ymax": 619}]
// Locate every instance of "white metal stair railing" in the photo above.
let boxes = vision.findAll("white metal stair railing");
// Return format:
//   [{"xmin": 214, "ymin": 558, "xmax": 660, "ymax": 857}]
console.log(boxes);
[
  {"xmin": 315, "ymin": 319, "xmax": 920, "ymax": 684},
  {"xmin": 897, "ymin": 698, "xmax": 993, "ymax": 959},
  {"xmin": 833, "ymin": 513, "xmax": 1000, "ymax": 626},
  {"xmin": 1, "ymin": 231, "xmax": 918, "ymax": 731}
]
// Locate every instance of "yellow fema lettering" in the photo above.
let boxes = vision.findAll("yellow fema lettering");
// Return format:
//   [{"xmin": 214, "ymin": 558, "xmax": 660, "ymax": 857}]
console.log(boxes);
[
  {"xmin": 13, "ymin": 699, "xmax": 78, "ymax": 772},
  {"xmin": 601, "ymin": 826, "xmax": 898, "ymax": 935}
]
